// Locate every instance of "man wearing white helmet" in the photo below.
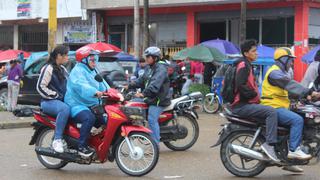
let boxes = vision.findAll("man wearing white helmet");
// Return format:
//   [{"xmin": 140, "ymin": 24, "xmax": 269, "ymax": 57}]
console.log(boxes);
[{"xmin": 128, "ymin": 46, "xmax": 171, "ymax": 145}]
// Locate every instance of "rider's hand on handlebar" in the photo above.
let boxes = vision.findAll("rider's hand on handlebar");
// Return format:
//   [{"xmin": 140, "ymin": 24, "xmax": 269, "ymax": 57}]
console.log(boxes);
[
  {"xmin": 123, "ymin": 85, "xmax": 129, "ymax": 90},
  {"xmin": 135, "ymin": 92, "xmax": 144, "ymax": 98},
  {"xmin": 95, "ymin": 91, "xmax": 104, "ymax": 98},
  {"xmin": 311, "ymin": 91, "xmax": 320, "ymax": 100}
]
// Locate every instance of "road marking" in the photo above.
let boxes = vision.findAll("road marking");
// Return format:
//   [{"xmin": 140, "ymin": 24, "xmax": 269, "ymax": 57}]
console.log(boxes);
[{"xmin": 164, "ymin": 176, "xmax": 183, "ymax": 179}]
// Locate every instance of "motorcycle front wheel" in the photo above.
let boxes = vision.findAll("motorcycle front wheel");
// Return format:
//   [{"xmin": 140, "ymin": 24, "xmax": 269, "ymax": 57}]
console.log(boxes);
[
  {"xmin": 220, "ymin": 131, "xmax": 266, "ymax": 177},
  {"xmin": 115, "ymin": 132, "xmax": 159, "ymax": 176},
  {"xmin": 35, "ymin": 128, "xmax": 68, "ymax": 169},
  {"xmin": 163, "ymin": 114, "xmax": 199, "ymax": 151},
  {"xmin": 203, "ymin": 93, "xmax": 221, "ymax": 114}
]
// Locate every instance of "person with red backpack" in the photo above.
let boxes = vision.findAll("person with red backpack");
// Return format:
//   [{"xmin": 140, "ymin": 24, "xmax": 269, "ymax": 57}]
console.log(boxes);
[{"xmin": 227, "ymin": 39, "xmax": 280, "ymax": 163}]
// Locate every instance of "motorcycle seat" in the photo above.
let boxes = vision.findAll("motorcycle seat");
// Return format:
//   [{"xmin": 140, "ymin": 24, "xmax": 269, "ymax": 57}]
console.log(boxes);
[
  {"xmin": 33, "ymin": 109, "xmax": 55, "ymax": 118},
  {"xmin": 224, "ymin": 106, "xmax": 289, "ymax": 131}
]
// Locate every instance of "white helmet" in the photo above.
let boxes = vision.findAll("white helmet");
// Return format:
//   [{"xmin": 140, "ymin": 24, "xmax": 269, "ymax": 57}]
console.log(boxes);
[{"xmin": 144, "ymin": 46, "xmax": 161, "ymax": 57}]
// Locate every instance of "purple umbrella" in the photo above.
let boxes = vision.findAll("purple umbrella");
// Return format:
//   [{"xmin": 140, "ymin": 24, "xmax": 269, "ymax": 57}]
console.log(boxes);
[
  {"xmin": 201, "ymin": 39, "xmax": 240, "ymax": 55},
  {"xmin": 257, "ymin": 44, "xmax": 275, "ymax": 58},
  {"xmin": 302, "ymin": 45, "xmax": 320, "ymax": 64}
]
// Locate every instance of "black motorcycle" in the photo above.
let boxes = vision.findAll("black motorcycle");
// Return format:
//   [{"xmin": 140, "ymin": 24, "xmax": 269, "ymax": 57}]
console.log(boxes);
[{"xmin": 212, "ymin": 102, "xmax": 320, "ymax": 177}]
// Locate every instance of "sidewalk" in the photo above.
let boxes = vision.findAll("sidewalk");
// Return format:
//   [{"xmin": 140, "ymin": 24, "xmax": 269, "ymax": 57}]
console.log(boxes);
[{"xmin": 0, "ymin": 111, "xmax": 35, "ymax": 129}]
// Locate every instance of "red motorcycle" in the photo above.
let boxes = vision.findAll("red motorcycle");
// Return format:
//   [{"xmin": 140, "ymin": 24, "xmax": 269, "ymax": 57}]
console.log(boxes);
[
  {"xmin": 123, "ymin": 89, "xmax": 202, "ymax": 151},
  {"xmin": 29, "ymin": 88, "xmax": 159, "ymax": 177}
]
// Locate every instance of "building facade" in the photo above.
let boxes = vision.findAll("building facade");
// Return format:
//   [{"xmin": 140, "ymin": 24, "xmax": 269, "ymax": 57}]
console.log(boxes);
[
  {"xmin": 82, "ymin": 0, "xmax": 320, "ymax": 81},
  {"xmin": 0, "ymin": 0, "xmax": 97, "ymax": 51}
]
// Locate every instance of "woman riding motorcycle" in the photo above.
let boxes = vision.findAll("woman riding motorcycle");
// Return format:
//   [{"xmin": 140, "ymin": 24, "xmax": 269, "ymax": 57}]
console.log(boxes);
[
  {"xmin": 36, "ymin": 45, "xmax": 70, "ymax": 153},
  {"xmin": 64, "ymin": 46, "xmax": 110, "ymax": 157}
]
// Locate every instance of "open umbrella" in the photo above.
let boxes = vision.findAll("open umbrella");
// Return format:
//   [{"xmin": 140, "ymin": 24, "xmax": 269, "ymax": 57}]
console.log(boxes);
[
  {"xmin": 201, "ymin": 39, "xmax": 240, "ymax": 56},
  {"xmin": 257, "ymin": 44, "xmax": 275, "ymax": 58},
  {"xmin": 172, "ymin": 48, "xmax": 190, "ymax": 60},
  {"xmin": 81, "ymin": 42, "xmax": 122, "ymax": 53},
  {"xmin": 0, "ymin": 50, "xmax": 30, "ymax": 62},
  {"xmin": 302, "ymin": 45, "xmax": 320, "ymax": 64},
  {"xmin": 185, "ymin": 45, "xmax": 226, "ymax": 62}
]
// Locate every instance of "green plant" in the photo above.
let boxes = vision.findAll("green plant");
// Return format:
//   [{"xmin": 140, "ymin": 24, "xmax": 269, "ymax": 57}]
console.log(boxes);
[{"xmin": 188, "ymin": 84, "xmax": 210, "ymax": 95}]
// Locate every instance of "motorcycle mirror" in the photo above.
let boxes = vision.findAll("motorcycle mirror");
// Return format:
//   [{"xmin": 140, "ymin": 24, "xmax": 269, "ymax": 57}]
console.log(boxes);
[
  {"xmin": 308, "ymin": 82, "xmax": 314, "ymax": 89},
  {"xmin": 94, "ymin": 74, "xmax": 104, "ymax": 82}
]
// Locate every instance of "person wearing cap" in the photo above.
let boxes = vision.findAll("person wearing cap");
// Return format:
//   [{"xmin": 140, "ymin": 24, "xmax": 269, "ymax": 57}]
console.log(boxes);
[
  {"xmin": 261, "ymin": 47, "xmax": 320, "ymax": 166},
  {"xmin": 64, "ymin": 46, "xmax": 110, "ymax": 157},
  {"xmin": 7, "ymin": 59, "xmax": 23, "ymax": 112},
  {"xmin": 127, "ymin": 46, "xmax": 171, "ymax": 144},
  {"xmin": 301, "ymin": 50, "xmax": 320, "ymax": 89}
]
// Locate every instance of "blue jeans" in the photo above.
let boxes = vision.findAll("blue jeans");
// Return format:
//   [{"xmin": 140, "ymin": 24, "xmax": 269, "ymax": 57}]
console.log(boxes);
[
  {"xmin": 71, "ymin": 110, "xmax": 96, "ymax": 148},
  {"xmin": 232, "ymin": 104, "xmax": 278, "ymax": 144},
  {"xmin": 276, "ymin": 108, "xmax": 304, "ymax": 151},
  {"xmin": 148, "ymin": 105, "xmax": 163, "ymax": 144},
  {"xmin": 41, "ymin": 100, "xmax": 70, "ymax": 140}
]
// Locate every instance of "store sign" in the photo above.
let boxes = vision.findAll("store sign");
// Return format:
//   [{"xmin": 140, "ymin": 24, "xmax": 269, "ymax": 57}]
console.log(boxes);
[
  {"xmin": 17, "ymin": 0, "xmax": 31, "ymax": 17},
  {"xmin": 64, "ymin": 22, "xmax": 95, "ymax": 43}
]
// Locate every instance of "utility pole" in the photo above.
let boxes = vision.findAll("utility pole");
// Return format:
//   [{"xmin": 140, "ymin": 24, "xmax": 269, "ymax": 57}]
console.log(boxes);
[
  {"xmin": 143, "ymin": 0, "xmax": 149, "ymax": 51},
  {"xmin": 240, "ymin": 0, "xmax": 247, "ymax": 44},
  {"xmin": 134, "ymin": 0, "xmax": 140, "ymax": 57},
  {"xmin": 48, "ymin": 0, "xmax": 57, "ymax": 53}
]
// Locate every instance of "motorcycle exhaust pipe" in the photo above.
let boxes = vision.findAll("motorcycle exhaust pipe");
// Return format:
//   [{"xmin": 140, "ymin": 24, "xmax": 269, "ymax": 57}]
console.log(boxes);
[
  {"xmin": 229, "ymin": 144, "xmax": 270, "ymax": 161},
  {"xmin": 35, "ymin": 147, "xmax": 79, "ymax": 162}
]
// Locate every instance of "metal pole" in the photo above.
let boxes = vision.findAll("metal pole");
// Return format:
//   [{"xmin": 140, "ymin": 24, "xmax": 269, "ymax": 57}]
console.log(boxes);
[
  {"xmin": 134, "ymin": 0, "xmax": 140, "ymax": 58},
  {"xmin": 143, "ymin": 0, "xmax": 149, "ymax": 51},
  {"xmin": 48, "ymin": 0, "xmax": 57, "ymax": 53},
  {"xmin": 240, "ymin": 0, "xmax": 247, "ymax": 44}
]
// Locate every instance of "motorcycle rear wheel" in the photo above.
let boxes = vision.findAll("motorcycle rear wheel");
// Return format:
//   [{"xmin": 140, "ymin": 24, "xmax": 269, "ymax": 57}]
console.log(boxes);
[
  {"xmin": 115, "ymin": 132, "xmax": 159, "ymax": 176},
  {"xmin": 163, "ymin": 114, "xmax": 199, "ymax": 151},
  {"xmin": 35, "ymin": 128, "xmax": 68, "ymax": 169},
  {"xmin": 220, "ymin": 131, "xmax": 266, "ymax": 177}
]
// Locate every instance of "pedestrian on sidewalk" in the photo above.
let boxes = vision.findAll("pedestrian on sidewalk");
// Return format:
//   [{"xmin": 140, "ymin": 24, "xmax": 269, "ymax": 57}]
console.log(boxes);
[
  {"xmin": 36, "ymin": 45, "xmax": 70, "ymax": 153},
  {"xmin": 191, "ymin": 61, "xmax": 204, "ymax": 84},
  {"xmin": 7, "ymin": 59, "xmax": 23, "ymax": 112}
]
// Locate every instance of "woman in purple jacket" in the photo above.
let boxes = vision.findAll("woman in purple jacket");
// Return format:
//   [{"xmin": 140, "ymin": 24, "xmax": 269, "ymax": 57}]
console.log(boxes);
[{"xmin": 7, "ymin": 59, "xmax": 23, "ymax": 112}]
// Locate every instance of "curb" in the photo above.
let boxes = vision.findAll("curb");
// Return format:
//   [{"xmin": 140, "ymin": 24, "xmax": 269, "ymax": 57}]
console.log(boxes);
[{"xmin": 0, "ymin": 120, "xmax": 34, "ymax": 129}]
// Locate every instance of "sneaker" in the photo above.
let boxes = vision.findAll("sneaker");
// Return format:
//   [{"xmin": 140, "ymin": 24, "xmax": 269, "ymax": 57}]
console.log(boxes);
[
  {"xmin": 287, "ymin": 146, "xmax": 312, "ymax": 160},
  {"xmin": 261, "ymin": 143, "xmax": 281, "ymax": 163},
  {"xmin": 52, "ymin": 139, "xmax": 64, "ymax": 153},
  {"xmin": 282, "ymin": 166, "xmax": 304, "ymax": 173},
  {"xmin": 78, "ymin": 146, "xmax": 94, "ymax": 157}
]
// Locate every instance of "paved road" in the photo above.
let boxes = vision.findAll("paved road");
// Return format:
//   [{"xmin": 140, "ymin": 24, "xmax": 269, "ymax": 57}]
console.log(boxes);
[{"xmin": 0, "ymin": 113, "xmax": 319, "ymax": 180}]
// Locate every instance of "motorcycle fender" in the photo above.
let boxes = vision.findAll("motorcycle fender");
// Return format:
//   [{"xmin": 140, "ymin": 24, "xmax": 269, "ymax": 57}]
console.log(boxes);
[
  {"xmin": 29, "ymin": 122, "xmax": 47, "ymax": 145},
  {"xmin": 179, "ymin": 110, "xmax": 198, "ymax": 120},
  {"xmin": 121, "ymin": 125, "xmax": 152, "ymax": 137},
  {"xmin": 211, "ymin": 123, "xmax": 255, "ymax": 148},
  {"xmin": 191, "ymin": 109, "xmax": 199, "ymax": 119}
]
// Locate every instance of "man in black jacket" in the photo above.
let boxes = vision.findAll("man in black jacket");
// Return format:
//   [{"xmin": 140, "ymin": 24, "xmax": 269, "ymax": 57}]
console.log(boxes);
[{"xmin": 128, "ymin": 47, "xmax": 171, "ymax": 144}]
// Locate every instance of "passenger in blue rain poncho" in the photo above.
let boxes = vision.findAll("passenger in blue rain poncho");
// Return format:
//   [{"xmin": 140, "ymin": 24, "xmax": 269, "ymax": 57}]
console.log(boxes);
[{"xmin": 64, "ymin": 46, "xmax": 109, "ymax": 157}]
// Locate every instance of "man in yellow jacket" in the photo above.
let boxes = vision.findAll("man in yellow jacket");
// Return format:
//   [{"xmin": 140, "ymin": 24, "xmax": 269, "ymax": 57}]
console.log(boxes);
[{"xmin": 261, "ymin": 47, "xmax": 320, "ymax": 163}]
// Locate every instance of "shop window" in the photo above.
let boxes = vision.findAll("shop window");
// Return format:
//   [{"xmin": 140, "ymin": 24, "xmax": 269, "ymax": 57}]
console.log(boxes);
[
  {"xmin": 262, "ymin": 17, "xmax": 293, "ymax": 46},
  {"xmin": 246, "ymin": 20, "xmax": 259, "ymax": 42},
  {"xmin": 200, "ymin": 22, "xmax": 226, "ymax": 42}
]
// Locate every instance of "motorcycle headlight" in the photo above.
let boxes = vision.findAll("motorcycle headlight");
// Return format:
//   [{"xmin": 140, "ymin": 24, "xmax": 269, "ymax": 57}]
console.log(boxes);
[{"xmin": 314, "ymin": 117, "xmax": 320, "ymax": 124}]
